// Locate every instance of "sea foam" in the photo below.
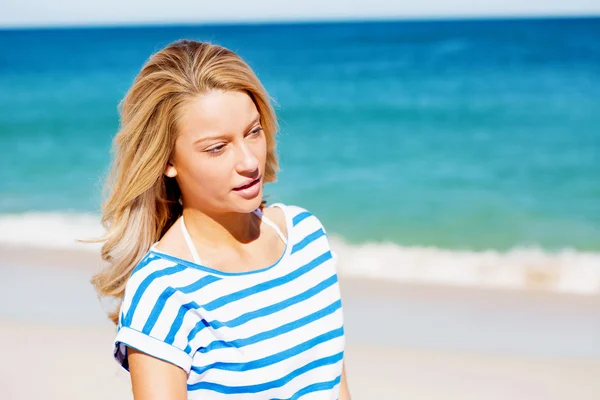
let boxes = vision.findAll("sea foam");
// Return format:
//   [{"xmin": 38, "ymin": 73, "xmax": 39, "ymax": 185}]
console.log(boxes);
[{"xmin": 2, "ymin": 213, "xmax": 599, "ymax": 294}]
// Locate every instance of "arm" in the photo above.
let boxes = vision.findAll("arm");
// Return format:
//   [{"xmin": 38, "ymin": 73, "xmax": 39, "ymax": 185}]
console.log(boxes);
[
  {"xmin": 339, "ymin": 362, "xmax": 351, "ymax": 400},
  {"xmin": 128, "ymin": 347, "xmax": 188, "ymax": 400}
]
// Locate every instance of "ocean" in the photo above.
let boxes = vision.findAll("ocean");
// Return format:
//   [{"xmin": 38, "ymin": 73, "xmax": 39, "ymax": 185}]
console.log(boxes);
[{"xmin": 1, "ymin": 17, "xmax": 599, "ymax": 289}]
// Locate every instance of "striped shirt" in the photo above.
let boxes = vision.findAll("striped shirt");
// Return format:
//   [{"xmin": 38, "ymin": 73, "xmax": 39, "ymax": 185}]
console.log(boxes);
[{"xmin": 114, "ymin": 204, "xmax": 345, "ymax": 399}]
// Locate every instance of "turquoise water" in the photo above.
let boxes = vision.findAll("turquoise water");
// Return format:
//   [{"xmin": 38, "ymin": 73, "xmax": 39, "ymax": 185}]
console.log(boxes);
[{"xmin": 1, "ymin": 18, "xmax": 599, "ymax": 251}]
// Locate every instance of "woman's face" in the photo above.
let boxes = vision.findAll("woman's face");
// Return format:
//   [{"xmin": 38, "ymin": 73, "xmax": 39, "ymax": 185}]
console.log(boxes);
[{"xmin": 166, "ymin": 90, "xmax": 267, "ymax": 214}]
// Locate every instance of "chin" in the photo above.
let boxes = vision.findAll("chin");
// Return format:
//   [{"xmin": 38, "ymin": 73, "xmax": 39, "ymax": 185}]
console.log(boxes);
[{"xmin": 233, "ymin": 195, "xmax": 263, "ymax": 214}]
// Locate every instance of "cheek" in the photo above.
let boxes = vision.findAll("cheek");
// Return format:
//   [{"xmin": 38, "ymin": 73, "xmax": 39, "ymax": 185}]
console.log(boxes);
[
  {"xmin": 176, "ymin": 149, "xmax": 229, "ymax": 193},
  {"xmin": 254, "ymin": 135, "xmax": 268, "ymax": 164},
  {"xmin": 188, "ymin": 157, "xmax": 231, "ymax": 189}
]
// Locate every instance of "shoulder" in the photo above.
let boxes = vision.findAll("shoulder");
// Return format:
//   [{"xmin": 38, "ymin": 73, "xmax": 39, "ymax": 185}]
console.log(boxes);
[
  {"xmin": 269, "ymin": 203, "xmax": 328, "ymax": 233},
  {"xmin": 268, "ymin": 203, "xmax": 335, "ymax": 259},
  {"xmin": 119, "ymin": 253, "xmax": 198, "ymax": 320},
  {"xmin": 115, "ymin": 252, "xmax": 203, "ymax": 373},
  {"xmin": 262, "ymin": 203, "xmax": 287, "ymax": 232},
  {"xmin": 125, "ymin": 252, "xmax": 185, "ymax": 289},
  {"xmin": 280, "ymin": 204, "xmax": 340, "ymax": 263},
  {"xmin": 264, "ymin": 202, "xmax": 323, "ymax": 226}
]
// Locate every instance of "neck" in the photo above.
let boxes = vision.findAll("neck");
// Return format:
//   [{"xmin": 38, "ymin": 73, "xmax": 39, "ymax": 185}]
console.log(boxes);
[{"xmin": 181, "ymin": 207, "xmax": 260, "ymax": 247}]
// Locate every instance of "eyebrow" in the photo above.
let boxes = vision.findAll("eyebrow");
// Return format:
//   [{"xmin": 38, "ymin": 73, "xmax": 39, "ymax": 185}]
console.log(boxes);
[{"xmin": 193, "ymin": 115, "xmax": 261, "ymax": 146}]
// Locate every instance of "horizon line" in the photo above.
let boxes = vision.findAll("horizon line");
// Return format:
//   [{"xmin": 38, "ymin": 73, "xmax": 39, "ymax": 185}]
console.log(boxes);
[{"xmin": 1, "ymin": 13, "xmax": 599, "ymax": 31}]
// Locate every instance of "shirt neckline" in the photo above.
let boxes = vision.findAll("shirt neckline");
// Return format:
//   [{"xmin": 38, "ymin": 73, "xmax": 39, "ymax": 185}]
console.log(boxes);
[{"xmin": 149, "ymin": 203, "xmax": 291, "ymax": 277}]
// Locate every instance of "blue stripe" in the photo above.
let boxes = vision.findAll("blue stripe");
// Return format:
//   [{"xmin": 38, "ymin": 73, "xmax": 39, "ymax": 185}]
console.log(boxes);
[
  {"xmin": 292, "ymin": 211, "xmax": 312, "ymax": 226},
  {"xmin": 216, "ymin": 274, "xmax": 338, "ymax": 329},
  {"xmin": 187, "ymin": 351, "xmax": 344, "ymax": 393},
  {"xmin": 123, "ymin": 264, "xmax": 187, "ymax": 327},
  {"xmin": 191, "ymin": 326, "xmax": 344, "ymax": 375},
  {"xmin": 141, "ymin": 275, "xmax": 221, "ymax": 335},
  {"xmin": 129, "ymin": 253, "xmax": 160, "ymax": 277},
  {"xmin": 180, "ymin": 275, "xmax": 221, "ymax": 294},
  {"xmin": 184, "ymin": 316, "xmax": 213, "ymax": 353},
  {"xmin": 291, "ymin": 228, "xmax": 325, "ymax": 255},
  {"xmin": 199, "ymin": 299, "xmax": 343, "ymax": 353},
  {"xmin": 164, "ymin": 301, "xmax": 202, "ymax": 345},
  {"xmin": 274, "ymin": 375, "xmax": 342, "ymax": 400},
  {"xmin": 142, "ymin": 286, "xmax": 177, "ymax": 334},
  {"xmin": 186, "ymin": 275, "xmax": 339, "ymax": 350},
  {"xmin": 202, "ymin": 251, "xmax": 332, "ymax": 311},
  {"xmin": 118, "ymin": 311, "xmax": 125, "ymax": 329}
]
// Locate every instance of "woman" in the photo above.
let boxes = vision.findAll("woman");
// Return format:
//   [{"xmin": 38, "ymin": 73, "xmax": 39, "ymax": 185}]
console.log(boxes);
[{"xmin": 92, "ymin": 39, "xmax": 350, "ymax": 399}]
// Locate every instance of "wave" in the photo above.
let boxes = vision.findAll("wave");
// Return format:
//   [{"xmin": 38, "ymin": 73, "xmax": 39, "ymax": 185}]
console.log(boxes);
[
  {"xmin": 0, "ymin": 212, "xmax": 104, "ymax": 250},
  {"xmin": 2, "ymin": 213, "xmax": 599, "ymax": 294},
  {"xmin": 329, "ymin": 237, "xmax": 600, "ymax": 294}
]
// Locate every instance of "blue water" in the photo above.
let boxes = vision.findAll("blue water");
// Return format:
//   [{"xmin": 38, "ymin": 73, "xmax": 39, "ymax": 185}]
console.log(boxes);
[{"xmin": 1, "ymin": 18, "xmax": 599, "ymax": 251}]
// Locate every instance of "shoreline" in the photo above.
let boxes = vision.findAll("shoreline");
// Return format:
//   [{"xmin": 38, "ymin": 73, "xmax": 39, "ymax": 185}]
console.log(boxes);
[{"xmin": 3, "ymin": 243, "xmax": 600, "ymax": 295}]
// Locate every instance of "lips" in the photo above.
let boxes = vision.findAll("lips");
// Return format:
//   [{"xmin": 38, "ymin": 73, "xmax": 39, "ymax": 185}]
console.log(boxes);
[{"xmin": 233, "ymin": 177, "xmax": 260, "ymax": 191}]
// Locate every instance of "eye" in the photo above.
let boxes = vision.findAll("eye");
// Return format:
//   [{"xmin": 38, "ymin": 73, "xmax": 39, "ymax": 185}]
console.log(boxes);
[
  {"xmin": 206, "ymin": 144, "xmax": 226, "ymax": 155},
  {"xmin": 248, "ymin": 127, "xmax": 263, "ymax": 137}
]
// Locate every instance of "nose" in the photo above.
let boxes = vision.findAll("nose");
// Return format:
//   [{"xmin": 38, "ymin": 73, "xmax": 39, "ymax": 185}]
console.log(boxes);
[{"xmin": 235, "ymin": 141, "xmax": 259, "ymax": 174}]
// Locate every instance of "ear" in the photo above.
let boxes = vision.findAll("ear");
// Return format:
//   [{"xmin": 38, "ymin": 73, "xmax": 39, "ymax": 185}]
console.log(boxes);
[{"xmin": 164, "ymin": 162, "xmax": 177, "ymax": 178}]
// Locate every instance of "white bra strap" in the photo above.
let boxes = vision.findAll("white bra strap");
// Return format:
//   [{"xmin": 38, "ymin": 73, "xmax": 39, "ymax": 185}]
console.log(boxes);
[
  {"xmin": 253, "ymin": 208, "xmax": 288, "ymax": 245},
  {"xmin": 180, "ymin": 216, "xmax": 202, "ymax": 264},
  {"xmin": 181, "ymin": 209, "xmax": 286, "ymax": 265}
]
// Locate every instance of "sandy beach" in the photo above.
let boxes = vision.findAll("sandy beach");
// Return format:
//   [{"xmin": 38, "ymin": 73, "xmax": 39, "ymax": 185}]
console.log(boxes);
[{"xmin": 2, "ymin": 245, "xmax": 600, "ymax": 399}]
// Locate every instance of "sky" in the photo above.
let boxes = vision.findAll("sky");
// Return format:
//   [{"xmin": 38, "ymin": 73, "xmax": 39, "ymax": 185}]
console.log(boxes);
[{"xmin": 2, "ymin": 0, "xmax": 600, "ymax": 27}]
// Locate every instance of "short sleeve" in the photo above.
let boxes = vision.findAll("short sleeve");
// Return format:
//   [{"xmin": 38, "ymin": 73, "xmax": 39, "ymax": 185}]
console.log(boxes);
[
  {"xmin": 286, "ymin": 204, "xmax": 339, "ymax": 263},
  {"xmin": 113, "ymin": 258, "xmax": 201, "ymax": 374}
]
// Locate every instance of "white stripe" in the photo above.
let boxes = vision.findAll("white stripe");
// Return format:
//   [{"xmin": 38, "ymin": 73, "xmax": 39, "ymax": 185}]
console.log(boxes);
[
  {"xmin": 259, "ymin": 359, "xmax": 343, "ymax": 400},
  {"xmin": 125, "ymin": 257, "xmax": 175, "ymax": 295},
  {"xmin": 126, "ymin": 267, "xmax": 200, "ymax": 330},
  {"xmin": 192, "ymin": 289, "xmax": 343, "ymax": 365},
  {"xmin": 189, "ymin": 325, "xmax": 345, "ymax": 384},
  {"xmin": 188, "ymin": 261, "xmax": 337, "ymax": 351},
  {"xmin": 207, "ymin": 252, "xmax": 332, "ymax": 317},
  {"xmin": 197, "ymin": 243, "xmax": 332, "ymax": 317},
  {"xmin": 189, "ymin": 359, "xmax": 344, "ymax": 399}
]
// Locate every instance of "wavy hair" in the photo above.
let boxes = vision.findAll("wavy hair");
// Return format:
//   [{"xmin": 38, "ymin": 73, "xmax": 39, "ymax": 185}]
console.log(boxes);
[{"xmin": 90, "ymin": 40, "xmax": 279, "ymax": 324}]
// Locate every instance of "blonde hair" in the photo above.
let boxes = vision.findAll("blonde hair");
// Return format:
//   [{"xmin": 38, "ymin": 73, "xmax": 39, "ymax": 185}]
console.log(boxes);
[{"xmin": 91, "ymin": 40, "xmax": 279, "ymax": 324}]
